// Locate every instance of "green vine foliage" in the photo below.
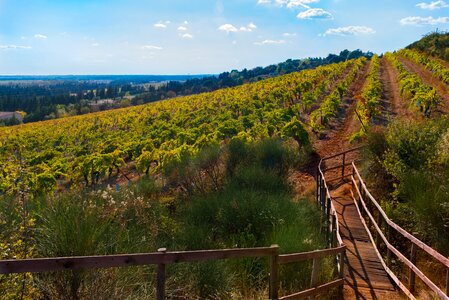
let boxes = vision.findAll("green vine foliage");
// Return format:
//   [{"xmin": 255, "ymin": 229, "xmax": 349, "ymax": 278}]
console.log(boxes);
[{"xmin": 0, "ymin": 59, "xmax": 359, "ymax": 195}]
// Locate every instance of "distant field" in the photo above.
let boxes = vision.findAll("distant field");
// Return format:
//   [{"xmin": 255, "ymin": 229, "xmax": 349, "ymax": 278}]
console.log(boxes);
[{"xmin": 0, "ymin": 74, "xmax": 211, "ymax": 83}]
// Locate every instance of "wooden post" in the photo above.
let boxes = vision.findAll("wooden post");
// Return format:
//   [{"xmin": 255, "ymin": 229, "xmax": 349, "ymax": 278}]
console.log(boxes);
[
  {"xmin": 358, "ymin": 180, "xmax": 363, "ymax": 209},
  {"xmin": 409, "ymin": 243, "xmax": 417, "ymax": 294},
  {"xmin": 310, "ymin": 258, "xmax": 319, "ymax": 288},
  {"xmin": 446, "ymin": 267, "xmax": 449, "ymax": 297},
  {"xmin": 375, "ymin": 212, "xmax": 382, "ymax": 249},
  {"xmin": 269, "ymin": 245, "xmax": 280, "ymax": 300},
  {"xmin": 331, "ymin": 214, "xmax": 337, "ymax": 247},
  {"xmin": 339, "ymin": 249, "xmax": 345, "ymax": 278},
  {"xmin": 339, "ymin": 249, "xmax": 345, "ymax": 294},
  {"xmin": 341, "ymin": 153, "xmax": 346, "ymax": 179},
  {"xmin": 326, "ymin": 197, "xmax": 331, "ymax": 241},
  {"xmin": 386, "ymin": 226, "xmax": 392, "ymax": 268},
  {"xmin": 156, "ymin": 248, "xmax": 167, "ymax": 300},
  {"xmin": 321, "ymin": 180, "xmax": 325, "ymax": 210}
]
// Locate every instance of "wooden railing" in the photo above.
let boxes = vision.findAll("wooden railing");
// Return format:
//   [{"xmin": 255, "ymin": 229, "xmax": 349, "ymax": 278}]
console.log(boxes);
[
  {"xmin": 0, "ymin": 196, "xmax": 347, "ymax": 299},
  {"xmin": 0, "ymin": 243, "xmax": 346, "ymax": 300},
  {"xmin": 317, "ymin": 146, "xmax": 449, "ymax": 300},
  {"xmin": 351, "ymin": 163, "xmax": 449, "ymax": 300}
]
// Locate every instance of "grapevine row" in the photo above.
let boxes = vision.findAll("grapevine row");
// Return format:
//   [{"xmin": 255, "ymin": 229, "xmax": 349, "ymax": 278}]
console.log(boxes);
[
  {"xmin": 0, "ymin": 60, "xmax": 357, "ymax": 195},
  {"xmin": 385, "ymin": 52, "xmax": 439, "ymax": 116},
  {"xmin": 309, "ymin": 57, "xmax": 367, "ymax": 133},
  {"xmin": 399, "ymin": 49, "xmax": 449, "ymax": 85},
  {"xmin": 352, "ymin": 55, "xmax": 381, "ymax": 140}
]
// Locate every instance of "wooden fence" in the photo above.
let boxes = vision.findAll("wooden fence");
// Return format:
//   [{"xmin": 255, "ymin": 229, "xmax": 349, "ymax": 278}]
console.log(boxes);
[
  {"xmin": 1, "ymin": 178, "xmax": 349, "ymax": 300},
  {"xmin": 318, "ymin": 146, "xmax": 449, "ymax": 300},
  {"xmin": 0, "ymin": 244, "xmax": 346, "ymax": 300},
  {"xmin": 351, "ymin": 163, "xmax": 449, "ymax": 300}
]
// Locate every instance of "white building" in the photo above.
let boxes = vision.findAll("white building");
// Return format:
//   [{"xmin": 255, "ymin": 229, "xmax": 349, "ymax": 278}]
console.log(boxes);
[{"xmin": 0, "ymin": 112, "xmax": 24, "ymax": 122}]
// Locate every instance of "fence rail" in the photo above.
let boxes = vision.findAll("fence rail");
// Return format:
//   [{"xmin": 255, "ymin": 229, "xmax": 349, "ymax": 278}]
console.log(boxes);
[
  {"xmin": 351, "ymin": 163, "xmax": 449, "ymax": 300},
  {"xmin": 0, "ymin": 244, "xmax": 346, "ymax": 300},
  {"xmin": 0, "ymin": 182, "xmax": 349, "ymax": 300},
  {"xmin": 318, "ymin": 146, "xmax": 449, "ymax": 300}
]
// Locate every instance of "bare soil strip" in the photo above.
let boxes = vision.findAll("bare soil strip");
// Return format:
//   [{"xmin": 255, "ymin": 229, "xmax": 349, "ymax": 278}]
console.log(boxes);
[
  {"xmin": 293, "ymin": 62, "xmax": 370, "ymax": 196},
  {"xmin": 379, "ymin": 57, "xmax": 414, "ymax": 120},
  {"xmin": 302, "ymin": 62, "xmax": 360, "ymax": 124}
]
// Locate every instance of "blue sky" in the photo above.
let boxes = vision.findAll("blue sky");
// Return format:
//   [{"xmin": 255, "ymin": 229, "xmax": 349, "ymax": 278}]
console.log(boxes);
[{"xmin": 1, "ymin": 0, "xmax": 449, "ymax": 75}]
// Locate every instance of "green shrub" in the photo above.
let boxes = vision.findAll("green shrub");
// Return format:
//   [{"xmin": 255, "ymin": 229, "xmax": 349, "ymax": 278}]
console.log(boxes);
[{"xmin": 365, "ymin": 118, "xmax": 449, "ymax": 255}]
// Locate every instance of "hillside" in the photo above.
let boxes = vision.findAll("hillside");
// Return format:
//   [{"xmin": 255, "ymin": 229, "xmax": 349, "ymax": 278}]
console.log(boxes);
[
  {"xmin": 407, "ymin": 31, "xmax": 449, "ymax": 61},
  {"xmin": 3, "ymin": 32, "xmax": 449, "ymax": 298},
  {"xmin": 0, "ymin": 58, "xmax": 364, "ymax": 194},
  {"xmin": 0, "ymin": 49, "xmax": 371, "ymax": 124}
]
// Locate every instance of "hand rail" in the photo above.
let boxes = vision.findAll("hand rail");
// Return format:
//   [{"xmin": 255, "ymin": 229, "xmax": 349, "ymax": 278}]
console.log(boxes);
[
  {"xmin": 352, "ymin": 163, "xmax": 449, "ymax": 268},
  {"xmin": 317, "ymin": 146, "xmax": 449, "ymax": 299},
  {"xmin": 0, "ymin": 246, "xmax": 279, "ymax": 275},
  {"xmin": 351, "ymin": 162, "xmax": 449, "ymax": 300}
]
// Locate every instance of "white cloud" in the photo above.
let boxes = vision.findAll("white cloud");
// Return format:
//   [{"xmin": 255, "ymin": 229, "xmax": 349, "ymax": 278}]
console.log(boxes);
[
  {"xmin": 254, "ymin": 39, "xmax": 286, "ymax": 45},
  {"xmin": 142, "ymin": 45, "xmax": 163, "ymax": 50},
  {"xmin": 183, "ymin": 21, "xmax": 189, "ymax": 25},
  {"xmin": 34, "ymin": 34, "xmax": 48, "ymax": 39},
  {"xmin": 218, "ymin": 24, "xmax": 239, "ymax": 33},
  {"xmin": 220, "ymin": 23, "xmax": 257, "ymax": 33},
  {"xmin": 178, "ymin": 26, "xmax": 188, "ymax": 31},
  {"xmin": 92, "ymin": 43, "xmax": 99, "ymax": 47},
  {"xmin": 240, "ymin": 23, "xmax": 257, "ymax": 32},
  {"xmin": 154, "ymin": 23, "xmax": 167, "ymax": 29},
  {"xmin": 400, "ymin": 16, "xmax": 449, "ymax": 25},
  {"xmin": 248, "ymin": 22, "xmax": 257, "ymax": 29},
  {"xmin": 283, "ymin": 32, "xmax": 297, "ymax": 37},
  {"xmin": 416, "ymin": 1, "xmax": 449, "ymax": 10},
  {"xmin": 324, "ymin": 26, "xmax": 376, "ymax": 36},
  {"xmin": 258, "ymin": 0, "xmax": 319, "ymax": 9},
  {"xmin": 182, "ymin": 33, "xmax": 194, "ymax": 39},
  {"xmin": 287, "ymin": 0, "xmax": 319, "ymax": 9},
  {"xmin": 297, "ymin": 8, "xmax": 332, "ymax": 19},
  {"xmin": 0, "ymin": 45, "xmax": 32, "ymax": 50}
]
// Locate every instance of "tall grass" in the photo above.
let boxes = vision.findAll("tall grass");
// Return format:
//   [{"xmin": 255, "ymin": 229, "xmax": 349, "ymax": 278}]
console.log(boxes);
[{"xmin": 1, "ymin": 138, "xmax": 330, "ymax": 299}]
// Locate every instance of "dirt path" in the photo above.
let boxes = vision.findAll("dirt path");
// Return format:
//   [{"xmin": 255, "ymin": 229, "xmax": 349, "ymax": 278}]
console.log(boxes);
[
  {"xmin": 379, "ymin": 57, "xmax": 414, "ymax": 120},
  {"xmin": 292, "ymin": 61, "xmax": 370, "ymax": 196},
  {"xmin": 398, "ymin": 56, "xmax": 449, "ymax": 114}
]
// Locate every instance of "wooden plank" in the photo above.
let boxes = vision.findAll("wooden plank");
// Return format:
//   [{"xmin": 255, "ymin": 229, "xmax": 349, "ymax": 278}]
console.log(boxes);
[
  {"xmin": 352, "ymin": 164, "xmax": 449, "ymax": 268},
  {"xmin": 351, "ymin": 184, "xmax": 446, "ymax": 299},
  {"xmin": 348, "ymin": 188, "xmax": 416, "ymax": 299},
  {"xmin": 329, "ymin": 185, "xmax": 398, "ymax": 294},
  {"xmin": 279, "ymin": 279, "xmax": 344, "ymax": 300},
  {"xmin": 355, "ymin": 183, "xmax": 448, "ymax": 298}
]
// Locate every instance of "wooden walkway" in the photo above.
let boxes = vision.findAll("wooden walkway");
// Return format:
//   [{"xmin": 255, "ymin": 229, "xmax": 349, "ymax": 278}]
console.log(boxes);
[{"xmin": 330, "ymin": 183, "xmax": 402, "ymax": 299}]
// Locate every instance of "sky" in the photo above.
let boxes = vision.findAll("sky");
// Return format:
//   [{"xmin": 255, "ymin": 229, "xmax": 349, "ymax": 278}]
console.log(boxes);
[{"xmin": 1, "ymin": 0, "xmax": 449, "ymax": 75}]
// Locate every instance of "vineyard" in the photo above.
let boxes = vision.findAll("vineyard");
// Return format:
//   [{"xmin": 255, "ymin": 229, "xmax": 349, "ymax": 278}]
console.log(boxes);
[
  {"xmin": 3, "ymin": 32, "xmax": 449, "ymax": 299},
  {"xmin": 0, "ymin": 58, "xmax": 363, "ymax": 195}
]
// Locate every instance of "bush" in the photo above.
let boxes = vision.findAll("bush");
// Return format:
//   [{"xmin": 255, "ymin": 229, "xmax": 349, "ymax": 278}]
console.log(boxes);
[
  {"xmin": 365, "ymin": 118, "xmax": 449, "ymax": 254},
  {"xmin": 176, "ymin": 139, "xmax": 324, "ymax": 297}
]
